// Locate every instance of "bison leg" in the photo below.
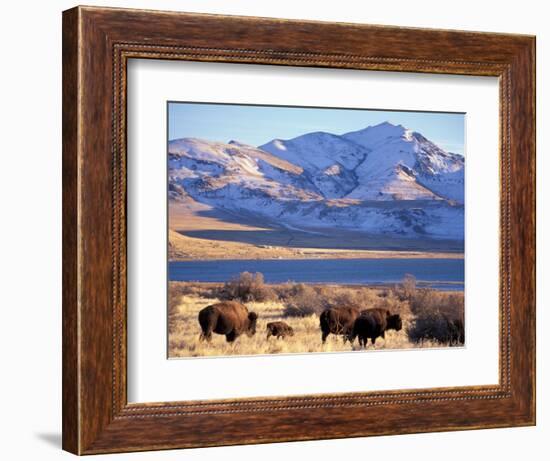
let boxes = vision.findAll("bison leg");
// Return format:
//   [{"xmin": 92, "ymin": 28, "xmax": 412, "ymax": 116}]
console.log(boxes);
[
  {"xmin": 226, "ymin": 330, "xmax": 238, "ymax": 343},
  {"xmin": 371, "ymin": 336, "xmax": 377, "ymax": 345},
  {"xmin": 321, "ymin": 331, "xmax": 329, "ymax": 343},
  {"xmin": 266, "ymin": 331, "xmax": 272, "ymax": 340},
  {"xmin": 348, "ymin": 333, "xmax": 358, "ymax": 345},
  {"xmin": 199, "ymin": 331, "xmax": 212, "ymax": 342}
]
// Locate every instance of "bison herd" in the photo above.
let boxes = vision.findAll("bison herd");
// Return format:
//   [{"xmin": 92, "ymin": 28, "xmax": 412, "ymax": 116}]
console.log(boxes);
[
  {"xmin": 198, "ymin": 301, "xmax": 403, "ymax": 348},
  {"xmin": 320, "ymin": 306, "xmax": 402, "ymax": 346}
]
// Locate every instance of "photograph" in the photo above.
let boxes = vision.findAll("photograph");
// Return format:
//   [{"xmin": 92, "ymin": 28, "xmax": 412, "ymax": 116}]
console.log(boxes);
[
  {"xmin": 167, "ymin": 102, "xmax": 466, "ymax": 358},
  {"xmin": 54, "ymin": 4, "xmax": 537, "ymax": 455}
]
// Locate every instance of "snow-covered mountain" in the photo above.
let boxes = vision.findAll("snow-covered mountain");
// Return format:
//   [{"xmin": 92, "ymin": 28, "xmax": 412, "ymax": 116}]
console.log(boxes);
[
  {"xmin": 259, "ymin": 132, "xmax": 369, "ymax": 198},
  {"xmin": 342, "ymin": 122, "xmax": 464, "ymax": 203},
  {"xmin": 168, "ymin": 122, "xmax": 465, "ymax": 241}
]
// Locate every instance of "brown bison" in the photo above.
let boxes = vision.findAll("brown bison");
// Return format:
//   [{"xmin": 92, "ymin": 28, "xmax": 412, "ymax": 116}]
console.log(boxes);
[
  {"xmin": 320, "ymin": 306, "xmax": 361, "ymax": 343},
  {"xmin": 447, "ymin": 317, "xmax": 465, "ymax": 344},
  {"xmin": 266, "ymin": 321, "xmax": 294, "ymax": 339},
  {"xmin": 408, "ymin": 313, "xmax": 464, "ymax": 345},
  {"xmin": 198, "ymin": 301, "xmax": 258, "ymax": 343},
  {"xmin": 350, "ymin": 308, "xmax": 403, "ymax": 347}
]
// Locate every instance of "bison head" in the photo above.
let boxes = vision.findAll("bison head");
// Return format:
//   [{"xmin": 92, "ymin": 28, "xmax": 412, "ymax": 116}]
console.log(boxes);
[
  {"xmin": 387, "ymin": 313, "xmax": 403, "ymax": 332},
  {"xmin": 246, "ymin": 312, "xmax": 258, "ymax": 336}
]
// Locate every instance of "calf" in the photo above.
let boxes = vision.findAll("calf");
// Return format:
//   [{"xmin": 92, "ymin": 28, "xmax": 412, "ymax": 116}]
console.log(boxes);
[{"xmin": 266, "ymin": 321, "xmax": 294, "ymax": 339}]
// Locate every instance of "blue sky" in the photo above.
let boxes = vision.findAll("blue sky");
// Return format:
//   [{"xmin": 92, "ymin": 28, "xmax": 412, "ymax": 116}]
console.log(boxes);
[{"xmin": 168, "ymin": 102, "xmax": 465, "ymax": 155}]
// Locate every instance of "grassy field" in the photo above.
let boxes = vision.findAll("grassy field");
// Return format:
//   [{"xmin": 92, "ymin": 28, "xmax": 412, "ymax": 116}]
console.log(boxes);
[{"xmin": 168, "ymin": 278, "xmax": 464, "ymax": 358}]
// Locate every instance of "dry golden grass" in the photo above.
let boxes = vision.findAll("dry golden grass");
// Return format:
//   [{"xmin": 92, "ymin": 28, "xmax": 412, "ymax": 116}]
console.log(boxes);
[
  {"xmin": 168, "ymin": 282, "xmax": 459, "ymax": 358},
  {"xmin": 168, "ymin": 199, "xmax": 464, "ymax": 260},
  {"xmin": 169, "ymin": 201, "xmax": 268, "ymax": 232},
  {"xmin": 168, "ymin": 229, "xmax": 463, "ymax": 261}
]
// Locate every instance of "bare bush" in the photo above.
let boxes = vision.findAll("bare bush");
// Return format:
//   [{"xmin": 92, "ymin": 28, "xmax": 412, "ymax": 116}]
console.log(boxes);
[
  {"xmin": 282, "ymin": 284, "xmax": 326, "ymax": 317},
  {"xmin": 168, "ymin": 285, "xmax": 187, "ymax": 336},
  {"xmin": 406, "ymin": 287, "xmax": 464, "ymax": 345},
  {"xmin": 168, "ymin": 281, "xmax": 224, "ymax": 299},
  {"xmin": 402, "ymin": 273, "xmax": 417, "ymax": 299},
  {"xmin": 326, "ymin": 287, "xmax": 373, "ymax": 309},
  {"xmin": 392, "ymin": 273, "xmax": 417, "ymax": 301},
  {"xmin": 281, "ymin": 283, "xmax": 411, "ymax": 317},
  {"xmin": 407, "ymin": 311, "xmax": 464, "ymax": 345},
  {"xmin": 220, "ymin": 271, "xmax": 276, "ymax": 302},
  {"xmin": 410, "ymin": 288, "xmax": 464, "ymax": 318}
]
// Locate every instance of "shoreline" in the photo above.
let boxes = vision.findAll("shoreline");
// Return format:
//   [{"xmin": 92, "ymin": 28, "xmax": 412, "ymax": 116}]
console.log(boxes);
[
  {"xmin": 169, "ymin": 253, "xmax": 465, "ymax": 261},
  {"xmin": 168, "ymin": 280, "xmax": 464, "ymax": 293},
  {"xmin": 169, "ymin": 236, "xmax": 464, "ymax": 261}
]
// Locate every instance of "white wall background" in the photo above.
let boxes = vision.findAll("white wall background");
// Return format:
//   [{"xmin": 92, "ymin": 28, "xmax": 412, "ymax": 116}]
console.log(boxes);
[{"xmin": 0, "ymin": 0, "xmax": 546, "ymax": 459}]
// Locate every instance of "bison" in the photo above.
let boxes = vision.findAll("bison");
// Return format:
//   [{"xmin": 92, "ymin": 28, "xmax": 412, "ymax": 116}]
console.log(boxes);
[
  {"xmin": 319, "ymin": 306, "xmax": 361, "ymax": 343},
  {"xmin": 447, "ymin": 317, "xmax": 465, "ymax": 345},
  {"xmin": 350, "ymin": 308, "xmax": 403, "ymax": 347},
  {"xmin": 198, "ymin": 301, "xmax": 258, "ymax": 343},
  {"xmin": 266, "ymin": 321, "xmax": 294, "ymax": 340},
  {"xmin": 408, "ymin": 313, "xmax": 464, "ymax": 345}
]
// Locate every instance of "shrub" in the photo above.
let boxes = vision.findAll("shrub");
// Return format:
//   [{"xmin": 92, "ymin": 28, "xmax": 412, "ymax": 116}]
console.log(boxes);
[
  {"xmin": 407, "ymin": 287, "xmax": 464, "ymax": 345},
  {"xmin": 407, "ymin": 311, "xmax": 464, "ymax": 345},
  {"xmin": 282, "ymin": 284, "xmax": 326, "ymax": 317},
  {"xmin": 329, "ymin": 288, "xmax": 371, "ymax": 309},
  {"xmin": 280, "ymin": 284, "xmax": 410, "ymax": 318},
  {"xmin": 168, "ymin": 285, "xmax": 185, "ymax": 335},
  {"xmin": 168, "ymin": 281, "xmax": 224, "ymax": 299},
  {"xmin": 220, "ymin": 271, "xmax": 275, "ymax": 302},
  {"xmin": 393, "ymin": 273, "xmax": 417, "ymax": 301},
  {"xmin": 402, "ymin": 273, "xmax": 417, "ymax": 299},
  {"xmin": 410, "ymin": 289, "xmax": 464, "ymax": 318}
]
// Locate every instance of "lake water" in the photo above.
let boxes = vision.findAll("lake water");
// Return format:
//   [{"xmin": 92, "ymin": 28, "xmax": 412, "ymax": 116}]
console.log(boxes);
[{"xmin": 168, "ymin": 258, "xmax": 464, "ymax": 291}]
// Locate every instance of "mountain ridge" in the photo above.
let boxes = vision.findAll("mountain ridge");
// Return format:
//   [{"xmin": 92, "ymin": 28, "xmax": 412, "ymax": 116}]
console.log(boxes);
[{"xmin": 168, "ymin": 122, "xmax": 465, "ymax": 240}]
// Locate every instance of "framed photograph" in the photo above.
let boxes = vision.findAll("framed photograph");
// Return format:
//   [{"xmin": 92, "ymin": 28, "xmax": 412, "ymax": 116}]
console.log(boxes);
[{"xmin": 62, "ymin": 6, "xmax": 535, "ymax": 455}]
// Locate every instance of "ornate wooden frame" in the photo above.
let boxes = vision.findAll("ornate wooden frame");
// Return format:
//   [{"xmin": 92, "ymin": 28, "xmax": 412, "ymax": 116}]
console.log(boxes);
[{"xmin": 62, "ymin": 6, "xmax": 536, "ymax": 455}]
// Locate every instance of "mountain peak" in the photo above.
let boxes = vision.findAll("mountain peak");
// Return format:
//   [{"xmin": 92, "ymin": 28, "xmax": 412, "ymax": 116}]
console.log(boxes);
[
  {"xmin": 259, "ymin": 130, "xmax": 369, "ymax": 175},
  {"xmin": 360, "ymin": 121, "xmax": 407, "ymax": 135},
  {"xmin": 295, "ymin": 130, "xmax": 339, "ymax": 140},
  {"xmin": 228, "ymin": 139, "xmax": 249, "ymax": 147},
  {"xmin": 377, "ymin": 121, "xmax": 404, "ymax": 129}
]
